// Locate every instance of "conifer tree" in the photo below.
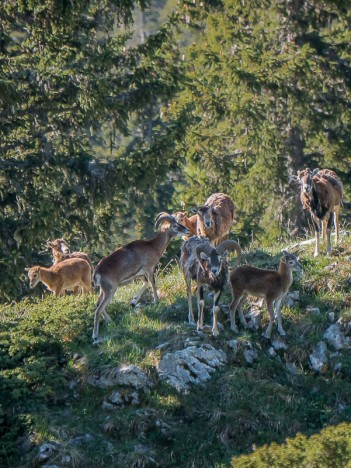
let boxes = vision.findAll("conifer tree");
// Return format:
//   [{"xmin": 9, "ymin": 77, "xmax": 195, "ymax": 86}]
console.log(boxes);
[
  {"xmin": 169, "ymin": 0, "xmax": 351, "ymax": 243},
  {"xmin": 0, "ymin": 0, "xmax": 183, "ymax": 300}
]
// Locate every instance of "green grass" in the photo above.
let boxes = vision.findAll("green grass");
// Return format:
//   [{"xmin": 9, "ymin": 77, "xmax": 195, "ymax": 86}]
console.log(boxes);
[{"xmin": 1, "ymin": 234, "xmax": 351, "ymax": 466}]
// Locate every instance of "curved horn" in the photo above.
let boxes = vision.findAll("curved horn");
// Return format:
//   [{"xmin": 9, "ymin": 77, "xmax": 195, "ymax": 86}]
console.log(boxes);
[
  {"xmin": 216, "ymin": 240, "xmax": 241, "ymax": 262},
  {"xmin": 195, "ymin": 241, "xmax": 214, "ymax": 264},
  {"xmin": 155, "ymin": 212, "xmax": 175, "ymax": 229},
  {"xmin": 312, "ymin": 168, "xmax": 320, "ymax": 177}
]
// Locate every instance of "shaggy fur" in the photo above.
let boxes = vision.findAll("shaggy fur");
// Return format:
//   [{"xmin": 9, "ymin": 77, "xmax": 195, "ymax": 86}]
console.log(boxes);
[
  {"xmin": 180, "ymin": 236, "xmax": 241, "ymax": 336},
  {"xmin": 297, "ymin": 168, "xmax": 342, "ymax": 256},
  {"xmin": 196, "ymin": 193, "xmax": 235, "ymax": 246}
]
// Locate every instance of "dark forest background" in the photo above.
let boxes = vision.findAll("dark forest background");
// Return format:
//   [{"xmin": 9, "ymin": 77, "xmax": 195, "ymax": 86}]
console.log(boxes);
[{"xmin": 1, "ymin": 0, "xmax": 351, "ymax": 301}]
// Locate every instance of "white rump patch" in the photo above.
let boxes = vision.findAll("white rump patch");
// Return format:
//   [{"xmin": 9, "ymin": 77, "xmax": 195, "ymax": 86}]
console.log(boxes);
[{"xmin": 94, "ymin": 273, "xmax": 101, "ymax": 287}]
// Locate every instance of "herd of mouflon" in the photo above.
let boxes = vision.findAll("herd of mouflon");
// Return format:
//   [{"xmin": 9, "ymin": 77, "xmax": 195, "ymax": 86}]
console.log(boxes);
[{"xmin": 26, "ymin": 167, "xmax": 343, "ymax": 343}]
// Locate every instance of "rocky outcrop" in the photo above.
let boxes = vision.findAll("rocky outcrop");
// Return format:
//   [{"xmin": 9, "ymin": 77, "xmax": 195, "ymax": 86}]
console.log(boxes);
[
  {"xmin": 157, "ymin": 344, "xmax": 227, "ymax": 393},
  {"xmin": 87, "ymin": 364, "xmax": 153, "ymax": 392},
  {"xmin": 102, "ymin": 389, "xmax": 140, "ymax": 410},
  {"xmin": 310, "ymin": 341, "xmax": 328, "ymax": 372},
  {"xmin": 323, "ymin": 323, "xmax": 351, "ymax": 350},
  {"xmin": 36, "ymin": 442, "xmax": 61, "ymax": 464}
]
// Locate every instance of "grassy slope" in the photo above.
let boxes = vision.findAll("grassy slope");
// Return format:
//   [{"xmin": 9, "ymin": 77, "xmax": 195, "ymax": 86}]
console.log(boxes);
[{"xmin": 1, "ymin": 234, "xmax": 351, "ymax": 467}]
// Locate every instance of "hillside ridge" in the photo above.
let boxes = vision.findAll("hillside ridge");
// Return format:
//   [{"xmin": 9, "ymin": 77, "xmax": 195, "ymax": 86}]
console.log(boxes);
[{"xmin": 1, "ymin": 234, "xmax": 351, "ymax": 467}]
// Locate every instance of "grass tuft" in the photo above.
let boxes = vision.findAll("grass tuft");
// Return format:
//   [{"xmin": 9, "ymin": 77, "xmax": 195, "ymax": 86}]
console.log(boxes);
[{"xmin": 2, "ymin": 234, "xmax": 351, "ymax": 466}]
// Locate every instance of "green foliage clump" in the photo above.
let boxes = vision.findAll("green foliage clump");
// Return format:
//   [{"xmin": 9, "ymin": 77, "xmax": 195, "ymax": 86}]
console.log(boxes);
[
  {"xmin": 2, "ymin": 237, "xmax": 351, "ymax": 466},
  {"xmin": 232, "ymin": 422, "xmax": 351, "ymax": 467},
  {"xmin": 170, "ymin": 0, "xmax": 351, "ymax": 245},
  {"xmin": 0, "ymin": 0, "xmax": 184, "ymax": 301},
  {"xmin": 0, "ymin": 296, "xmax": 93, "ymax": 463}
]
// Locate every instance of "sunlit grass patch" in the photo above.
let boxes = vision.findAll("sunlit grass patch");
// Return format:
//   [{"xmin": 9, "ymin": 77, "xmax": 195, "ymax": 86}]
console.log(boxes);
[{"xmin": 2, "ymin": 235, "xmax": 351, "ymax": 467}]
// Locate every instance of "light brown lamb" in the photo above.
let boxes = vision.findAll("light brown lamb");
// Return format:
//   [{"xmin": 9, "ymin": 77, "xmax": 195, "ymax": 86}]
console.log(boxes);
[
  {"xmin": 26, "ymin": 258, "xmax": 92, "ymax": 296},
  {"xmin": 229, "ymin": 251, "xmax": 302, "ymax": 338},
  {"xmin": 172, "ymin": 212, "xmax": 198, "ymax": 239}
]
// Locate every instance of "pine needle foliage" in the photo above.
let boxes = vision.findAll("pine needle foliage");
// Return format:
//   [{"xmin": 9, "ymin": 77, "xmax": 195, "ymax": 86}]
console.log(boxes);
[
  {"xmin": 169, "ymin": 0, "xmax": 351, "ymax": 243},
  {"xmin": 0, "ymin": 0, "xmax": 184, "ymax": 300}
]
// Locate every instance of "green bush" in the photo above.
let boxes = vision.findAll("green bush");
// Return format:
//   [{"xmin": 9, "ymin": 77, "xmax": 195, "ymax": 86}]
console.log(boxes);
[
  {"xmin": 0, "ymin": 296, "xmax": 93, "ymax": 465},
  {"xmin": 232, "ymin": 423, "xmax": 351, "ymax": 467}
]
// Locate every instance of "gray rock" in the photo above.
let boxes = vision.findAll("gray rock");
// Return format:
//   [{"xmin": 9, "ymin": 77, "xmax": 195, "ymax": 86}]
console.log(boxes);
[
  {"xmin": 245, "ymin": 306, "xmax": 261, "ymax": 331},
  {"xmin": 286, "ymin": 362, "xmax": 302, "ymax": 375},
  {"xmin": 227, "ymin": 339, "xmax": 239, "ymax": 356},
  {"xmin": 155, "ymin": 342, "xmax": 170, "ymax": 350},
  {"xmin": 185, "ymin": 337, "xmax": 201, "ymax": 347},
  {"xmin": 239, "ymin": 340, "xmax": 259, "ymax": 365},
  {"xmin": 309, "ymin": 341, "xmax": 328, "ymax": 372},
  {"xmin": 328, "ymin": 312, "xmax": 335, "ymax": 323},
  {"xmin": 271, "ymin": 338, "xmax": 288, "ymax": 351},
  {"xmin": 333, "ymin": 362, "xmax": 343, "ymax": 373},
  {"xmin": 132, "ymin": 443, "xmax": 158, "ymax": 464},
  {"xmin": 324, "ymin": 324, "xmax": 351, "ymax": 350},
  {"xmin": 107, "ymin": 390, "xmax": 124, "ymax": 406},
  {"xmin": 155, "ymin": 419, "xmax": 174, "ymax": 440},
  {"xmin": 185, "ymin": 341, "xmax": 201, "ymax": 347},
  {"xmin": 268, "ymin": 347, "xmax": 276, "ymax": 357},
  {"xmin": 102, "ymin": 389, "xmax": 140, "ymax": 410},
  {"xmin": 61, "ymin": 455, "xmax": 72, "ymax": 465},
  {"xmin": 157, "ymin": 345, "xmax": 227, "ymax": 393},
  {"xmin": 69, "ymin": 433, "xmax": 94, "ymax": 446},
  {"xmin": 67, "ymin": 379, "xmax": 79, "ymax": 391},
  {"xmin": 37, "ymin": 442, "xmax": 61, "ymax": 463},
  {"xmin": 307, "ymin": 307, "xmax": 321, "ymax": 316},
  {"xmin": 105, "ymin": 441, "xmax": 114, "ymax": 452},
  {"xmin": 288, "ymin": 290, "xmax": 300, "ymax": 301},
  {"xmin": 243, "ymin": 348, "xmax": 258, "ymax": 365},
  {"xmin": 101, "ymin": 401, "xmax": 116, "ymax": 411},
  {"xmin": 282, "ymin": 290, "xmax": 300, "ymax": 307},
  {"xmin": 338, "ymin": 402, "xmax": 347, "ymax": 412},
  {"xmin": 329, "ymin": 351, "xmax": 343, "ymax": 374},
  {"xmin": 338, "ymin": 317, "xmax": 351, "ymax": 335},
  {"xmin": 87, "ymin": 364, "xmax": 153, "ymax": 391},
  {"xmin": 130, "ymin": 390, "xmax": 140, "ymax": 405}
]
